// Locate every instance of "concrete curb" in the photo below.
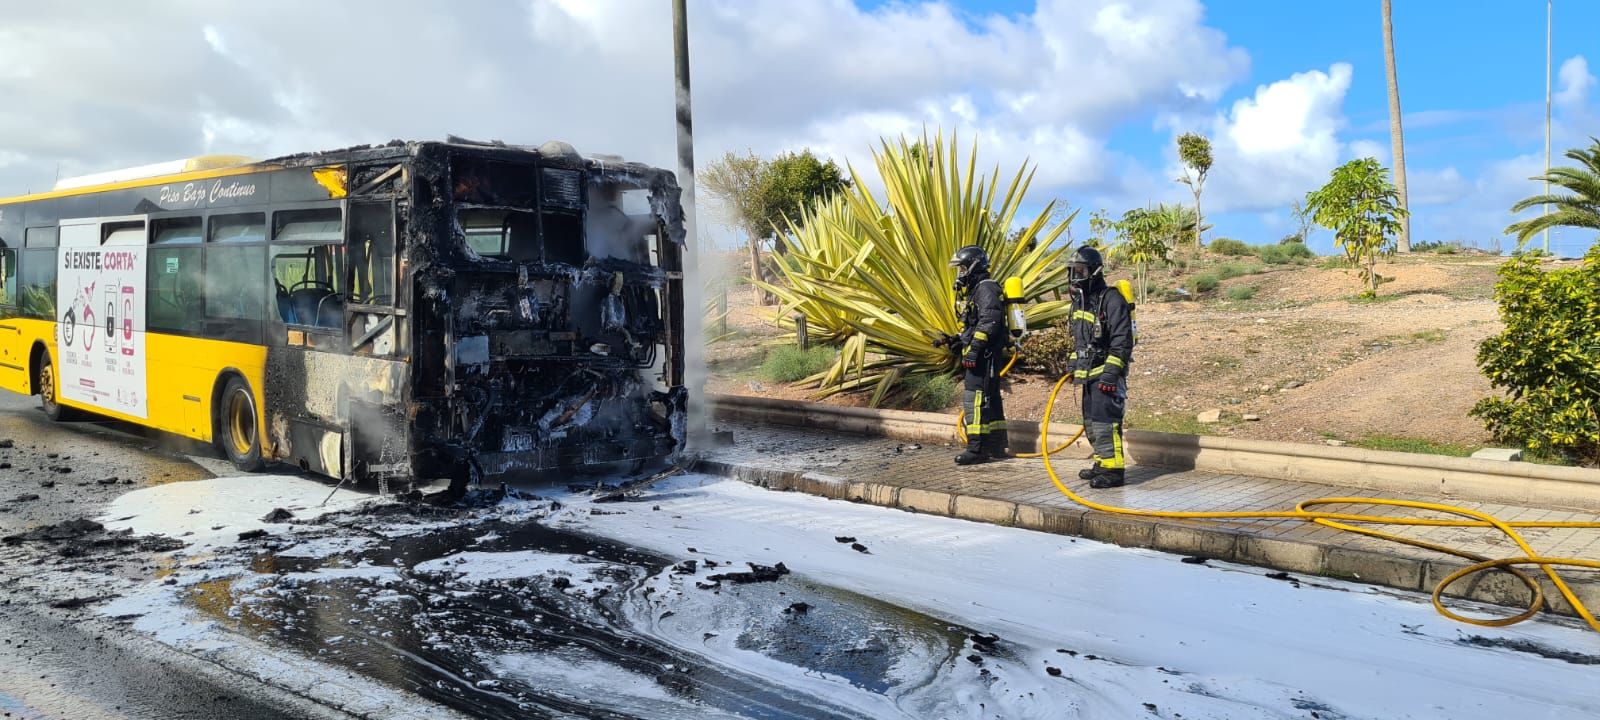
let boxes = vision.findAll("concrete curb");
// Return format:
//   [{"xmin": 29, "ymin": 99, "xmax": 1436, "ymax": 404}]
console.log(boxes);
[
  {"xmin": 708, "ymin": 394, "xmax": 1600, "ymax": 510},
  {"xmin": 699, "ymin": 458, "xmax": 1600, "ymax": 619}
]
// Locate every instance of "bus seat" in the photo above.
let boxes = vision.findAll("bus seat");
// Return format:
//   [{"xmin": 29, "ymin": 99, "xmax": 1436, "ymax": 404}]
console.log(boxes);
[
  {"xmin": 276, "ymin": 290, "xmax": 296, "ymax": 324},
  {"xmin": 315, "ymin": 294, "xmax": 344, "ymax": 328},
  {"xmin": 290, "ymin": 288, "xmax": 327, "ymax": 327}
]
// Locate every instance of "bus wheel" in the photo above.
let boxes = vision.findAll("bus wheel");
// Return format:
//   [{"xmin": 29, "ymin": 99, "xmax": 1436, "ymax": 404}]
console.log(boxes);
[
  {"xmin": 218, "ymin": 376, "xmax": 264, "ymax": 472},
  {"xmin": 37, "ymin": 354, "xmax": 65, "ymax": 421}
]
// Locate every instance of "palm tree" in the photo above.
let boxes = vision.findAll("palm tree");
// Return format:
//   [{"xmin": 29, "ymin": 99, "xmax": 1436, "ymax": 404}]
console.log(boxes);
[
  {"xmin": 1506, "ymin": 138, "xmax": 1600, "ymax": 247},
  {"xmin": 1382, "ymin": 0, "xmax": 1411, "ymax": 253}
]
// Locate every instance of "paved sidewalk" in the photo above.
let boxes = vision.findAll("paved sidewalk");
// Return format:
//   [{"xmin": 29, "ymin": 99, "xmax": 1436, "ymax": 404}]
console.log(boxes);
[{"xmin": 701, "ymin": 420, "xmax": 1600, "ymax": 617}]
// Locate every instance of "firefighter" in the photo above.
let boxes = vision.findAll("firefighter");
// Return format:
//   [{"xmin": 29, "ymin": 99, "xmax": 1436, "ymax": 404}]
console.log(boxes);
[
  {"xmin": 946, "ymin": 245, "xmax": 1009, "ymax": 465},
  {"xmin": 1066, "ymin": 246, "xmax": 1134, "ymax": 488}
]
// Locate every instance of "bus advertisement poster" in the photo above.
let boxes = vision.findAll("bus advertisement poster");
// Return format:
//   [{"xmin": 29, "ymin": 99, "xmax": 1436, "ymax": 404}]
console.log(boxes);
[{"xmin": 56, "ymin": 221, "xmax": 147, "ymax": 419}]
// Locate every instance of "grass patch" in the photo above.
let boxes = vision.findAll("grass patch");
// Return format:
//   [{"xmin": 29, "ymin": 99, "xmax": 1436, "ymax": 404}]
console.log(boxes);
[
  {"xmin": 1216, "ymin": 262, "xmax": 1264, "ymax": 280},
  {"xmin": 1225, "ymin": 285, "xmax": 1257, "ymax": 301},
  {"xmin": 1188, "ymin": 273, "xmax": 1220, "ymax": 293},
  {"xmin": 1200, "ymin": 353, "xmax": 1240, "ymax": 371},
  {"xmin": 761, "ymin": 345, "xmax": 837, "ymax": 383},
  {"xmin": 1319, "ymin": 256, "xmax": 1349, "ymax": 270},
  {"xmin": 1347, "ymin": 435, "xmax": 1478, "ymax": 457},
  {"xmin": 1128, "ymin": 409, "xmax": 1215, "ymax": 436},
  {"xmin": 1208, "ymin": 238, "xmax": 1251, "ymax": 256},
  {"xmin": 1410, "ymin": 329, "xmax": 1446, "ymax": 343},
  {"xmin": 897, "ymin": 372, "xmax": 961, "ymax": 411}
]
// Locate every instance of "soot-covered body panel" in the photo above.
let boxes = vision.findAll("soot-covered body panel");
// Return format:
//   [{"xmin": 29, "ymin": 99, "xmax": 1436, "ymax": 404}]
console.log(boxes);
[{"xmin": 258, "ymin": 140, "xmax": 686, "ymax": 488}]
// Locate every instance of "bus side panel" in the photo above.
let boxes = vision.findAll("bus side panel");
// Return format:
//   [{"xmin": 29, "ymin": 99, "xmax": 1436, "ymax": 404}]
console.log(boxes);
[
  {"xmin": 0, "ymin": 319, "xmax": 52, "ymax": 396},
  {"xmin": 263, "ymin": 345, "xmax": 408, "ymax": 481},
  {"xmin": 145, "ymin": 333, "xmax": 267, "ymax": 443}
]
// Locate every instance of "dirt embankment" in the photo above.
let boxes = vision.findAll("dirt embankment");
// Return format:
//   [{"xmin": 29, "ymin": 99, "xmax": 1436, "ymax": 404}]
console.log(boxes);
[{"xmin": 707, "ymin": 254, "xmax": 1525, "ymax": 449}]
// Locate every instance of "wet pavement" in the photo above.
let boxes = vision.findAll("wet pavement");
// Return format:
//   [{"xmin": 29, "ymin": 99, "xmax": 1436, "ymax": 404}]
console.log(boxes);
[
  {"xmin": 5, "ymin": 390, "xmax": 1599, "ymax": 720},
  {"xmin": 0, "ymin": 394, "xmax": 346, "ymax": 720}
]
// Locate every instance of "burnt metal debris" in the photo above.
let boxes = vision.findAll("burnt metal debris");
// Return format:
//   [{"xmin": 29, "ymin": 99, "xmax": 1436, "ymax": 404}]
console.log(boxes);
[{"xmin": 252, "ymin": 139, "xmax": 689, "ymax": 496}]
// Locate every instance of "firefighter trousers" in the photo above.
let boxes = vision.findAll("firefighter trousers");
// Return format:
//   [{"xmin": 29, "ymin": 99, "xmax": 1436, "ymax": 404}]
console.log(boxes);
[
  {"xmin": 1082, "ymin": 375, "xmax": 1126, "ymax": 470},
  {"xmin": 962, "ymin": 351, "xmax": 1007, "ymax": 454}
]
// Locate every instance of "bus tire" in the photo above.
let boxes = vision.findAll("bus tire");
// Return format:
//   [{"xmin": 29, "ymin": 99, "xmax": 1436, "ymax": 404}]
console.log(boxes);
[
  {"xmin": 36, "ymin": 352, "xmax": 68, "ymax": 422},
  {"xmin": 217, "ymin": 375, "xmax": 264, "ymax": 472}
]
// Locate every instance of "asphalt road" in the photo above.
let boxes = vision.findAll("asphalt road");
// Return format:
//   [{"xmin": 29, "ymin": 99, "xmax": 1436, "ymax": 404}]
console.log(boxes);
[{"xmin": 0, "ymin": 392, "xmax": 342, "ymax": 720}]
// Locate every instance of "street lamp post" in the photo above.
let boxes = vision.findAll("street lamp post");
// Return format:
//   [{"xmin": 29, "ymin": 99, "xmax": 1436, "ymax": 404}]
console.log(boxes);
[
  {"xmin": 671, "ymin": 0, "xmax": 708, "ymax": 449},
  {"xmin": 1545, "ymin": 0, "xmax": 1552, "ymax": 254}
]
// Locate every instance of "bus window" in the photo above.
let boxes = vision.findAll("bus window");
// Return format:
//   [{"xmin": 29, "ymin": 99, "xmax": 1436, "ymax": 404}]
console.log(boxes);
[
  {"xmin": 459, "ymin": 209, "xmax": 537, "ymax": 261},
  {"xmin": 271, "ymin": 244, "xmax": 343, "ymax": 329},
  {"xmin": 209, "ymin": 213, "xmax": 266, "ymax": 243},
  {"xmin": 542, "ymin": 210, "xmax": 584, "ymax": 265},
  {"xmin": 19, "ymin": 227, "xmax": 57, "ymax": 320},
  {"xmin": 0, "ymin": 245, "xmax": 15, "ymax": 308},
  {"xmin": 147, "ymin": 217, "xmax": 203, "ymax": 336},
  {"xmin": 274, "ymin": 208, "xmax": 342, "ymax": 243},
  {"xmin": 101, "ymin": 220, "xmax": 145, "ymax": 245},
  {"xmin": 24, "ymin": 226, "xmax": 57, "ymax": 248},
  {"xmin": 348, "ymin": 202, "xmax": 395, "ymax": 306}
]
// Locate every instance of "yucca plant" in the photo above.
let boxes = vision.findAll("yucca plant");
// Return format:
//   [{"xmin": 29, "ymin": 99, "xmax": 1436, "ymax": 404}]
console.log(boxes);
[{"xmin": 758, "ymin": 131, "xmax": 1076, "ymax": 406}]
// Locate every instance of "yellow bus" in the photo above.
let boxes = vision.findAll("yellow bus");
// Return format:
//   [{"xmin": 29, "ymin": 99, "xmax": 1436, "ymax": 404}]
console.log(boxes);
[{"xmin": 0, "ymin": 140, "xmax": 688, "ymax": 497}]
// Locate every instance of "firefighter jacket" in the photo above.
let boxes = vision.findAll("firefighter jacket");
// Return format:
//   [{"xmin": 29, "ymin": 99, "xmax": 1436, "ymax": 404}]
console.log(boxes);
[
  {"xmin": 958, "ymin": 275, "xmax": 1007, "ymax": 354},
  {"xmin": 1068, "ymin": 279, "xmax": 1133, "ymax": 383}
]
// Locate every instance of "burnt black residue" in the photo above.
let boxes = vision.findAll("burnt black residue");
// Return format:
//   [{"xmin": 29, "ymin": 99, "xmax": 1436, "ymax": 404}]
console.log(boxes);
[
  {"xmin": 1, "ymin": 518, "xmax": 184, "ymax": 557},
  {"xmin": 1459, "ymin": 635, "xmax": 1600, "ymax": 665},
  {"xmin": 198, "ymin": 521, "xmax": 875, "ymax": 720}
]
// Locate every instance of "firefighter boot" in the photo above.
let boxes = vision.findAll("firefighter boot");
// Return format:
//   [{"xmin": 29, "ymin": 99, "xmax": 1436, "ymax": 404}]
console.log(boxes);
[
  {"xmin": 1088, "ymin": 468, "xmax": 1126, "ymax": 489},
  {"xmin": 982, "ymin": 430, "xmax": 1011, "ymax": 460},
  {"xmin": 954, "ymin": 439, "xmax": 990, "ymax": 465},
  {"xmin": 1078, "ymin": 461, "xmax": 1102, "ymax": 480}
]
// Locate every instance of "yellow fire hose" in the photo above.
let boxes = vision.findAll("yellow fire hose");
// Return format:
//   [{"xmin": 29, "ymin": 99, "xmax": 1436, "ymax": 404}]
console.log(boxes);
[
  {"xmin": 955, "ymin": 356, "xmax": 1600, "ymax": 633},
  {"xmin": 1030, "ymin": 372, "xmax": 1600, "ymax": 634}
]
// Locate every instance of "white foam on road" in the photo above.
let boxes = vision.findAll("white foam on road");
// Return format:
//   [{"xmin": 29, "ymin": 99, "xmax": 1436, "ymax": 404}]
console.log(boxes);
[
  {"xmin": 553, "ymin": 475, "xmax": 1600, "ymax": 720},
  {"xmin": 412, "ymin": 550, "xmax": 627, "ymax": 598},
  {"xmin": 97, "ymin": 474, "xmax": 374, "ymax": 552}
]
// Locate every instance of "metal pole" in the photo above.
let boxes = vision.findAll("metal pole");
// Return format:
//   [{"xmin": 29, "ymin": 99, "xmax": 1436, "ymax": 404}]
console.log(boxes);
[
  {"xmin": 672, "ymin": 0, "xmax": 709, "ymax": 448},
  {"xmin": 1544, "ymin": 0, "xmax": 1552, "ymax": 254}
]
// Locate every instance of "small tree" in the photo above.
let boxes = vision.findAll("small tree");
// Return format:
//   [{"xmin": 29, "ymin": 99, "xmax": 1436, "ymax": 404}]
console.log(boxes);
[
  {"xmin": 1176, "ymin": 132, "xmax": 1213, "ymax": 247},
  {"xmin": 701, "ymin": 150, "xmax": 773, "ymax": 303},
  {"xmin": 1304, "ymin": 158, "xmax": 1407, "ymax": 296},
  {"xmin": 1109, "ymin": 207, "xmax": 1171, "ymax": 303},
  {"xmin": 1086, "ymin": 209, "xmax": 1113, "ymax": 249},
  {"xmin": 753, "ymin": 150, "xmax": 850, "ymax": 254},
  {"xmin": 1290, "ymin": 199, "xmax": 1315, "ymax": 245},
  {"xmin": 1471, "ymin": 247, "xmax": 1600, "ymax": 466}
]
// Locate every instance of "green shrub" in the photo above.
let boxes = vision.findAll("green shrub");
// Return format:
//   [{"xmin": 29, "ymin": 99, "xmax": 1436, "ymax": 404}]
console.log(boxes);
[
  {"xmin": 1279, "ymin": 241, "xmax": 1316, "ymax": 260},
  {"xmin": 1225, "ymin": 285, "xmax": 1256, "ymax": 301},
  {"xmin": 1256, "ymin": 244, "xmax": 1291, "ymax": 264},
  {"xmin": 1411, "ymin": 240, "xmax": 1461, "ymax": 254},
  {"xmin": 762, "ymin": 345, "xmax": 837, "ymax": 383},
  {"xmin": 1216, "ymin": 262, "xmax": 1262, "ymax": 280},
  {"xmin": 1017, "ymin": 324, "xmax": 1075, "ymax": 376},
  {"xmin": 1470, "ymin": 248, "xmax": 1600, "ymax": 466},
  {"xmin": 1209, "ymin": 238, "xmax": 1251, "ymax": 256},
  {"xmin": 898, "ymin": 372, "xmax": 961, "ymax": 411},
  {"xmin": 1188, "ymin": 273, "xmax": 1220, "ymax": 293}
]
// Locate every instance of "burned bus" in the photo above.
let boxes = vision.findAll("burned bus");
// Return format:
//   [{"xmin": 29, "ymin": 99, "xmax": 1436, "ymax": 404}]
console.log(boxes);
[{"xmin": 0, "ymin": 140, "xmax": 688, "ymax": 494}]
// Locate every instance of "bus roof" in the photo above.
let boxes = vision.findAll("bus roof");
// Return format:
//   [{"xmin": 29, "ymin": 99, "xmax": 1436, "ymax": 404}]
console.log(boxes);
[{"xmin": 0, "ymin": 156, "xmax": 272, "ymax": 207}]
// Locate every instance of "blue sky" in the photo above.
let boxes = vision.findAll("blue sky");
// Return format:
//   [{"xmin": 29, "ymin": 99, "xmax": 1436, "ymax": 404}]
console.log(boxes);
[
  {"xmin": 861, "ymin": 0, "xmax": 1598, "ymax": 256},
  {"xmin": 0, "ymin": 0, "xmax": 1595, "ymax": 257}
]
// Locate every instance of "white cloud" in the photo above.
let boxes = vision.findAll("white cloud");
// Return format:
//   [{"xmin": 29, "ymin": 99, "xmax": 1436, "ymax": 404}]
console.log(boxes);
[
  {"xmin": 1406, "ymin": 166, "xmax": 1468, "ymax": 206},
  {"xmin": 1347, "ymin": 139, "xmax": 1388, "ymax": 165},
  {"xmin": 1556, "ymin": 56, "xmax": 1594, "ymax": 109},
  {"xmin": 0, "ymin": 0, "xmax": 1246, "ymax": 227},
  {"xmin": 1176, "ymin": 63, "xmax": 1353, "ymax": 214}
]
